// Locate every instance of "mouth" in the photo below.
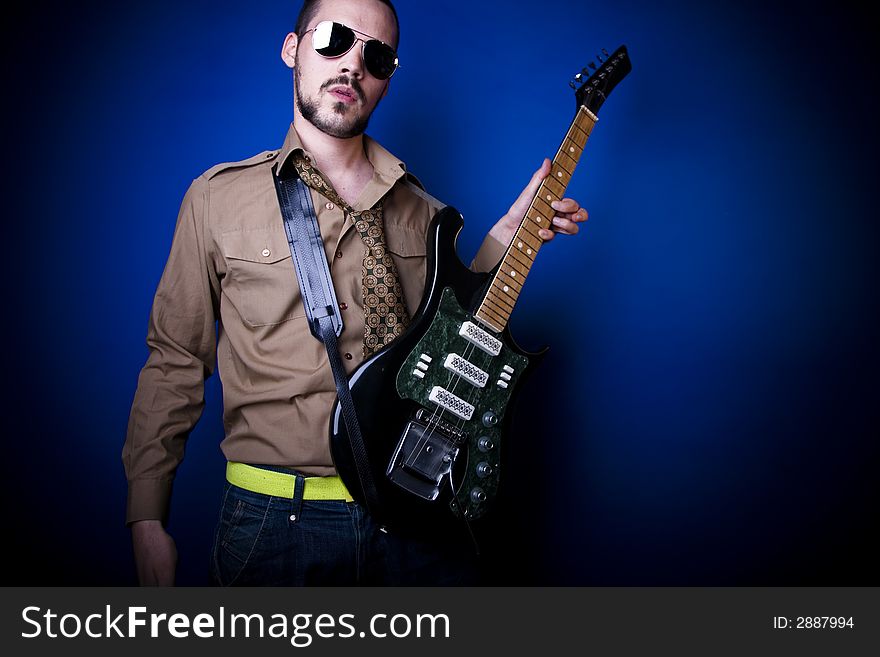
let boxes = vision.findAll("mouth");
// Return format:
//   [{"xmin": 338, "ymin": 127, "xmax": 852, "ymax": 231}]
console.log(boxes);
[{"xmin": 327, "ymin": 86, "xmax": 359, "ymax": 104}]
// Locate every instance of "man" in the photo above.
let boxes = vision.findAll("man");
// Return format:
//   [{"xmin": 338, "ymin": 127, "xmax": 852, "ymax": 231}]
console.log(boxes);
[{"xmin": 124, "ymin": 0, "xmax": 587, "ymax": 586}]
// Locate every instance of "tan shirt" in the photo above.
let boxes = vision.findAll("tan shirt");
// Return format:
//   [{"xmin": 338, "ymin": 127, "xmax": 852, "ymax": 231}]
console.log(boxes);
[{"xmin": 123, "ymin": 123, "xmax": 506, "ymax": 524}]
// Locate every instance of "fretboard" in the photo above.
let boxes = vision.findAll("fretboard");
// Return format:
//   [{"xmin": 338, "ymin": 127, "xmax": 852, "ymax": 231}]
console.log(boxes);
[{"xmin": 474, "ymin": 106, "xmax": 598, "ymax": 333}]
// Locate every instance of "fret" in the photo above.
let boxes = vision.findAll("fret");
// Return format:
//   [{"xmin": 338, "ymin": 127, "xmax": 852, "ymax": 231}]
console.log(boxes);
[
  {"xmin": 543, "ymin": 176, "xmax": 565, "ymax": 198},
  {"xmin": 493, "ymin": 280, "xmax": 518, "ymax": 302},
  {"xmin": 500, "ymin": 251, "xmax": 532, "ymax": 278},
  {"xmin": 483, "ymin": 297, "xmax": 511, "ymax": 321},
  {"xmin": 533, "ymin": 196, "xmax": 554, "ymax": 219},
  {"xmin": 507, "ymin": 246, "xmax": 534, "ymax": 269},
  {"xmin": 492, "ymin": 280, "xmax": 518, "ymax": 305},
  {"xmin": 538, "ymin": 187, "xmax": 559, "ymax": 209},
  {"xmin": 557, "ymin": 151, "xmax": 578, "ymax": 174},
  {"xmin": 569, "ymin": 125, "xmax": 588, "ymax": 148},
  {"xmin": 476, "ymin": 306, "xmax": 505, "ymax": 331},
  {"xmin": 513, "ymin": 231, "xmax": 541, "ymax": 253},
  {"xmin": 538, "ymin": 188, "xmax": 559, "ymax": 207},
  {"xmin": 560, "ymin": 138, "xmax": 583, "ymax": 161},
  {"xmin": 575, "ymin": 109, "xmax": 597, "ymax": 130},
  {"xmin": 538, "ymin": 182, "xmax": 558, "ymax": 198},
  {"xmin": 495, "ymin": 269, "xmax": 523, "ymax": 294},
  {"xmin": 526, "ymin": 208, "xmax": 549, "ymax": 229},
  {"xmin": 473, "ymin": 106, "xmax": 597, "ymax": 333},
  {"xmin": 552, "ymin": 166, "xmax": 571, "ymax": 186},
  {"xmin": 485, "ymin": 290, "xmax": 514, "ymax": 314},
  {"xmin": 502, "ymin": 257, "xmax": 530, "ymax": 279},
  {"xmin": 574, "ymin": 121, "xmax": 595, "ymax": 141},
  {"xmin": 497, "ymin": 261, "xmax": 527, "ymax": 284}
]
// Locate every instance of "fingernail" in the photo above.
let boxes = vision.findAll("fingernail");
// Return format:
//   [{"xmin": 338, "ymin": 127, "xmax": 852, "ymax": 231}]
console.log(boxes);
[
  {"xmin": 550, "ymin": 200, "xmax": 561, "ymax": 210},
  {"xmin": 552, "ymin": 217, "xmax": 564, "ymax": 226}
]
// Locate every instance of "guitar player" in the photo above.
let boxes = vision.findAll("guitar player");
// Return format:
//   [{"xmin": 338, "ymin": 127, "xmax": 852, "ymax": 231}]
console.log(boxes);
[{"xmin": 123, "ymin": 0, "xmax": 588, "ymax": 586}]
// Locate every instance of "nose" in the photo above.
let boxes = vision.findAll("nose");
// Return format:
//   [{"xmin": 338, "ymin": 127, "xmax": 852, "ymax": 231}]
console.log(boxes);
[{"xmin": 337, "ymin": 41, "xmax": 364, "ymax": 79}]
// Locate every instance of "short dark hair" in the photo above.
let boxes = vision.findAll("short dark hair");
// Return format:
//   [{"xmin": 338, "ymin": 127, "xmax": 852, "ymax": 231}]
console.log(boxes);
[{"xmin": 295, "ymin": 0, "xmax": 400, "ymax": 48}]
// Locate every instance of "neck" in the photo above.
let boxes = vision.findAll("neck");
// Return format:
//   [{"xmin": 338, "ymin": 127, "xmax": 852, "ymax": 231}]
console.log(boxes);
[
  {"xmin": 473, "ymin": 106, "xmax": 598, "ymax": 333},
  {"xmin": 292, "ymin": 106, "xmax": 370, "ymax": 176}
]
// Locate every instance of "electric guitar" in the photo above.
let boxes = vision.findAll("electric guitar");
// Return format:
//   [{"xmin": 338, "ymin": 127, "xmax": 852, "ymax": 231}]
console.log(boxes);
[{"xmin": 330, "ymin": 46, "xmax": 632, "ymax": 533}]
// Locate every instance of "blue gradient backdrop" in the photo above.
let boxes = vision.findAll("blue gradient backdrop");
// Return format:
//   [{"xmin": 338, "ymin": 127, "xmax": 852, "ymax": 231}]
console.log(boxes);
[{"xmin": 3, "ymin": 0, "xmax": 877, "ymax": 585}]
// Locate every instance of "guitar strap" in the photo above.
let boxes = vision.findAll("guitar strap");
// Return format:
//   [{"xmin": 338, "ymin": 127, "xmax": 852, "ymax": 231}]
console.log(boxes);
[{"xmin": 271, "ymin": 164, "xmax": 384, "ymax": 526}]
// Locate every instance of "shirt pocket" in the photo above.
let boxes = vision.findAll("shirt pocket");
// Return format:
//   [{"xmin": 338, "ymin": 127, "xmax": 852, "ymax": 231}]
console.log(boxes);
[
  {"xmin": 221, "ymin": 227, "xmax": 305, "ymax": 327},
  {"xmin": 384, "ymin": 224, "xmax": 428, "ymax": 316}
]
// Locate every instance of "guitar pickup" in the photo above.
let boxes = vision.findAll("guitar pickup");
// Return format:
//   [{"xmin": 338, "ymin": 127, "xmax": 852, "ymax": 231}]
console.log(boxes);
[
  {"xmin": 428, "ymin": 386, "xmax": 475, "ymax": 421},
  {"xmin": 459, "ymin": 321, "xmax": 502, "ymax": 356},
  {"xmin": 443, "ymin": 353, "xmax": 488, "ymax": 388}
]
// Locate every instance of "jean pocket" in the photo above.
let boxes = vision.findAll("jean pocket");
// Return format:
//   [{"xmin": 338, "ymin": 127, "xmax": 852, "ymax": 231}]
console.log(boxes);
[{"xmin": 212, "ymin": 492, "xmax": 271, "ymax": 586}]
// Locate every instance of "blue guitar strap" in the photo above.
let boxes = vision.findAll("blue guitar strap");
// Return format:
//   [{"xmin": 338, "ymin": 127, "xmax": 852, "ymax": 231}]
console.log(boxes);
[{"xmin": 271, "ymin": 164, "xmax": 384, "ymax": 525}]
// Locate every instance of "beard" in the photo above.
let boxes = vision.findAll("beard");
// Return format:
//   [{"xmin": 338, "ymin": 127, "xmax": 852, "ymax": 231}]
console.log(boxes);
[{"xmin": 295, "ymin": 65, "xmax": 375, "ymax": 139}]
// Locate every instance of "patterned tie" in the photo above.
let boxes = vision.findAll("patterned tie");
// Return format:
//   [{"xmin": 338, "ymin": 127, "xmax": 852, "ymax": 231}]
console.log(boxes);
[{"xmin": 291, "ymin": 153, "xmax": 411, "ymax": 356}]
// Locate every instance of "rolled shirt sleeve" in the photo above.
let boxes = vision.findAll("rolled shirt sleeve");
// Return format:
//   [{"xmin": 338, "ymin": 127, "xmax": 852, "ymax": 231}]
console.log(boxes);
[{"xmin": 470, "ymin": 232, "xmax": 506, "ymax": 273}]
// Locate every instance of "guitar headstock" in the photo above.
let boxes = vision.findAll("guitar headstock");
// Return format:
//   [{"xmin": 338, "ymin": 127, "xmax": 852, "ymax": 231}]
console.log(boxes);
[{"xmin": 570, "ymin": 45, "xmax": 632, "ymax": 115}]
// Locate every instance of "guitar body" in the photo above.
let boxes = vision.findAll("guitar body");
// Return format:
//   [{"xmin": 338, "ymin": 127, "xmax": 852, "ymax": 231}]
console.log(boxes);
[
  {"xmin": 330, "ymin": 44, "xmax": 631, "ymax": 537},
  {"xmin": 329, "ymin": 207, "xmax": 545, "ymax": 534}
]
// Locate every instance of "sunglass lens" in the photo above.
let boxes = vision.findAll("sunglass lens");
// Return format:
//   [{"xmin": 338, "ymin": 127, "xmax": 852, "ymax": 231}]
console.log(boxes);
[
  {"xmin": 363, "ymin": 40, "xmax": 398, "ymax": 79},
  {"xmin": 312, "ymin": 21, "xmax": 356, "ymax": 57}
]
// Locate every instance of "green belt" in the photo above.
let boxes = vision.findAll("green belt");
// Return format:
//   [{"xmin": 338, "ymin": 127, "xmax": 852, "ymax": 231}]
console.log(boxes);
[{"xmin": 226, "ymin": 462, "xmax": 353, "ymax": 502}]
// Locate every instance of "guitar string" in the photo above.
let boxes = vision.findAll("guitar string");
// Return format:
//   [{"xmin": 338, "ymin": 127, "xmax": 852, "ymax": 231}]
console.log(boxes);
[
  {"xmin": 411, "ymin": 337, "xmax": 476, "ymax": 481},
  {"xmin": 407, "ymin": 321, "xmax": 482, "ymax": 488},
  {"xmin": 415, "ymin": 329, "xmax": 492, "ymax": 500},
  {"xmin": 404, "ymin": 323, "xmax": 469, "ymax": 479}
]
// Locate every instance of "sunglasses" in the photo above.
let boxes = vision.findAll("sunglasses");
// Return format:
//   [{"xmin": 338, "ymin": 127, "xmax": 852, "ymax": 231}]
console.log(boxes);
[{"xmin": 302, "ymin": 20, "xmax": 399, "ymax": 80}]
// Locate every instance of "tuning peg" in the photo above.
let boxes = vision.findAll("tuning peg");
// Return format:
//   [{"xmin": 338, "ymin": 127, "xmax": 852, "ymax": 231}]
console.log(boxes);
[
  {"xmin": 596, "ymin": 53, "xmax": 605, "ymax": 63},
  {"xmin": 569, "ymin": 80, "xmax": 577, "ymax": 89},
  {"xmin": 602, "ymin": 48, "xmax": 609, "ymax": 57},
  {"xmin": 588, "ymin": 62, "xmax": 597, "ymax": 71}
]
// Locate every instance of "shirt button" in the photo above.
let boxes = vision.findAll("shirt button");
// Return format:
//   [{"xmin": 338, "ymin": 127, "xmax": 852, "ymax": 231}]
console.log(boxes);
[
  {"xmin": 261, "ymin": 248, "xmax": 271, "ymax": 257},
  {"xmin": 344, "ymin": 352, "xmax": 353, "ymax": 360},
  {"xmin": 339, "ymin": 302, "xmax": 348, "ymax": 310},
  {"xmin": 325, "ymin": 202, "xmax": 335, "ymax": 210},
  {"xmin": 335, "ymin": 250, "xmax": 343, "ymax": 259}
]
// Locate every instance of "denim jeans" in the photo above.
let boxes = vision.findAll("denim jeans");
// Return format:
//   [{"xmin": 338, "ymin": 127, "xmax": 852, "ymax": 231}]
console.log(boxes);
[{"xmin": 209, "ymin": 477, "xmax": 482, "ymax": 586}]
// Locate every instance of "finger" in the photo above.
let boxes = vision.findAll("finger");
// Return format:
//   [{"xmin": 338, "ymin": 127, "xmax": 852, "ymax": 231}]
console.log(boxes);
[
  {"xmin": 550, "ymin": 198, "xmax": 579, "ymax": 214},
  {"xmin": 538, "ymin": 227, "xmax": 556, "ymax": 241},
  {"xmin": 508, "ymin": 158, "xmax": 551, "ymax": 220},
  {"xmin": 551, "ymin": 217, "xmax": 579, "ymax": 235},
  {"xmin": 559, "ymin": 208, "xmax": 588, "ymax": 223}
]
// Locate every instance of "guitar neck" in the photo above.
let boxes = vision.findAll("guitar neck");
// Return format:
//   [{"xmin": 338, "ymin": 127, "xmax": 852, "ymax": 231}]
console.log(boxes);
[{"xmin": 473, "ymin": 106, "xmax": 598, "ymax": 333}]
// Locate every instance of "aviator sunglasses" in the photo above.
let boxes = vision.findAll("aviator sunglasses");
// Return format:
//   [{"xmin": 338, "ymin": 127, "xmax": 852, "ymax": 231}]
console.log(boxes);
[{"xmin": 302, "ymin": 20, "xmax": 400, "ymax": 80}]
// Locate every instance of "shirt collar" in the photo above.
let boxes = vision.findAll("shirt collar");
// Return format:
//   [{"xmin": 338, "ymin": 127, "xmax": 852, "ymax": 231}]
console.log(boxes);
[{"xmin": 276, "ymin": 122, "xmax": 407, "ymax": 189}]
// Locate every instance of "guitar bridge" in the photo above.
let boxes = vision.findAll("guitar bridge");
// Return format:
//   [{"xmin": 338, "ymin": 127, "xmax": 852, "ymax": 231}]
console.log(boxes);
[{"xmin": 387, "ymin": 409, "xmax": 467, "ymax": 501}]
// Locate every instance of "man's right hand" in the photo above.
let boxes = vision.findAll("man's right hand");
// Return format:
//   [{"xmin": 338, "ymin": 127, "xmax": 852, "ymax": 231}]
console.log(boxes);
[{"xmin": 131, "ymin": 520, "xmax": 177, "ymax": 586}]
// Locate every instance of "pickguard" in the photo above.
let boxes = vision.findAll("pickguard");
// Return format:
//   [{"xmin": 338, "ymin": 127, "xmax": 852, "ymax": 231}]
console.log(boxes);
[{"xmin": 395, "ymin": 287, "xmax": 529, "ymax": 519}]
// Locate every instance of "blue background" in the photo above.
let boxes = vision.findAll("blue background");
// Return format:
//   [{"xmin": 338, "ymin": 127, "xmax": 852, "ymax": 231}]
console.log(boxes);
[{"xmin": 4, "ymin": 0, "xmax": 877, "ymax": 585}]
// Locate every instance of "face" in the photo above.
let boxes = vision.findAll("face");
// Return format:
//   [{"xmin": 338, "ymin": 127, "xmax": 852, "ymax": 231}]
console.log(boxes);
[{"xmin": 282, "ymin": 0, "xmax": 398, "ymax": 139}]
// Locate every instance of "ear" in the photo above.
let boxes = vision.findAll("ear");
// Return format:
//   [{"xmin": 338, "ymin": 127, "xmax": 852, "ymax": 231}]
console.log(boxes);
[{"xmin": 281, "ymin": 32, "xmax": 299, "ymax": 69}]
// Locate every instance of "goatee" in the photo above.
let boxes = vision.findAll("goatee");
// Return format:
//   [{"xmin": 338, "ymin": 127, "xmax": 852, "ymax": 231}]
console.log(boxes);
[{"xmin": 295, "ymin": 67, "xmax": 373, "ymax": 139}]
